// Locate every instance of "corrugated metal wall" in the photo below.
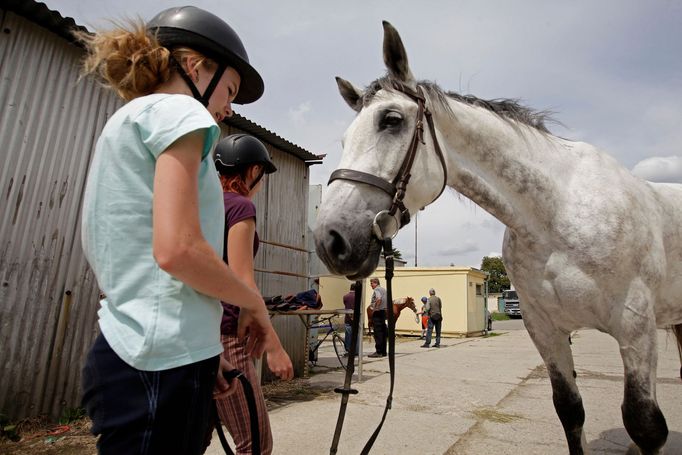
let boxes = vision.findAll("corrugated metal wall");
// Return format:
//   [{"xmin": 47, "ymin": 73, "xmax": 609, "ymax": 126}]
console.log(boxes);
[
  {"xmin": 0, "ymin": 11, "xmax": 124, "ymax": 420},
  {"xmin": 1, "ymin": 10, "xmax": 311, "ymax": 419},
  {"xmin": 258, "ymin": 145, "xmax": 309, "ymax": 379}
]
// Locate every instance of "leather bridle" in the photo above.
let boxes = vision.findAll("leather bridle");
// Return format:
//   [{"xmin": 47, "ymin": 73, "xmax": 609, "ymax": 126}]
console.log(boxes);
[{"xmin": 328, "ymin": 81, "xmax": 448, "ymax": 239}]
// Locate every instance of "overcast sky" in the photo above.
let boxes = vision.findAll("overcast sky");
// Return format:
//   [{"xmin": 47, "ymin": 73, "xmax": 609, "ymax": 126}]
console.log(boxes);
[{"xmin": 48, "ymin": 0, "xmax": 682, "ymax": 268}]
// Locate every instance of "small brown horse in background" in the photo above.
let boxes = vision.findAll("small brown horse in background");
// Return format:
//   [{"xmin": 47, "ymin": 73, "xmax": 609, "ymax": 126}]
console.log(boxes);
[{"xmin": 367, "ymin": 297, "xmax": 417, "ymax": 335}]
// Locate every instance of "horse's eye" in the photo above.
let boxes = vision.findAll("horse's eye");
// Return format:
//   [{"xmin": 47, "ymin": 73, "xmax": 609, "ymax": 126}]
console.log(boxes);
[{"xmin": 379, "ymin": 111, "xmax": 404, "ymax": 130}]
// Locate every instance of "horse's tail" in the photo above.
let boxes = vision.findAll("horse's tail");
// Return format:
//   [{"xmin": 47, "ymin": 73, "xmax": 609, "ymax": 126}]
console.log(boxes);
[{"xmin": 673, "ymin": 324, "xmax": 682, "ymax": 380}]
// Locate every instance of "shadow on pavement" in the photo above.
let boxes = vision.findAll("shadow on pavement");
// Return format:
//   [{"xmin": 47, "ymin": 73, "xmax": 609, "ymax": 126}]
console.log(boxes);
[{"xmin": 588, "ymin": 428, "xmax": 682, "ymax": 454}]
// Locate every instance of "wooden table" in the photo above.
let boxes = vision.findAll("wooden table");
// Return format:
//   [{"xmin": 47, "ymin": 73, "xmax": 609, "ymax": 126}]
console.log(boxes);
[{"xmin": 269, "ymin": 309, "xmax": 363, "ymax": 379}]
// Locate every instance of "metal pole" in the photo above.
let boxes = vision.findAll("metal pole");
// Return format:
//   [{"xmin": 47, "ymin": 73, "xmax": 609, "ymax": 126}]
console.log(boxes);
[
  {"xmin": 358, "ymin": 283, "xmax": 363, "ymax": 381},
  {"xmin": 414, "ymin": 210, "xmax": 418, "ymax": 266}
]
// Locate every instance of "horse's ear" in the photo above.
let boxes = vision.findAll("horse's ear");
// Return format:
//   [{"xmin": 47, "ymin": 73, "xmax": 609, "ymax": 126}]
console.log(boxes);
[
  {"xmin": 382, "ymin": 21, "xmax": 414, "ymax": 83},
  {"xmin": 336, "ymin": 76, "xmax": 363, "ymax": 112}
]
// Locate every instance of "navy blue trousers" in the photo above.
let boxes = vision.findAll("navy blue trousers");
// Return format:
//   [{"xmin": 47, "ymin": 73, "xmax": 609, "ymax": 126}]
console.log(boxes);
[
  {"xmin": 372, "ymin": 310, "xmax": 388, "ymax": 356},
  {"xmin": 81, "ymin": 334, "xmax": 219, "ymax": 455}
]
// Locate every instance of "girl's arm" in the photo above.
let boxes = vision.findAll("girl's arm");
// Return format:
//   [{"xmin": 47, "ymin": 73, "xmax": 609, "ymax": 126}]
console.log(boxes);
[
  {"xmin": 228, "ymin": 219, "xmax": 294, "ymax": 380},
  {"xmin": 152, "ymin": 131, "xmax": 270, "ymax": 355},
  {"xmin": 226, "ymin": 220, "xmax": 258, "ymax": 291}
]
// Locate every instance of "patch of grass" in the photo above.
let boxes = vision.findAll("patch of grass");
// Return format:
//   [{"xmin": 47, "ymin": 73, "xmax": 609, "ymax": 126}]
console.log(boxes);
[
  {"xmin": 59, "ymin": 408, "xmax": 85, "ymax": 425},
  {"xmin": 261, "ymin": 378, "xmax": 336, "ymax": 410},
  {"xmin": 491, "ymin": 312, "xmax": 510, "ymax": 321},
  {"xmin": 472, "ymin": 407, "xmax": 524, "ymax": 423},
  {"xmin": 0, "ymin": 413, "xmax": 20, "ymax": 442},
  {"xmin": 483, "ymin": 332, "xmax": 503, "ymax": 338}
]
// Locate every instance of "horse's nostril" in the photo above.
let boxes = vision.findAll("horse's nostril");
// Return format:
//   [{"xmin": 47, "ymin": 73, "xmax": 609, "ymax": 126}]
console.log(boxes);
[{"xmin": 328, "ymin": 229, "xmax": 351, "ymax": 260}]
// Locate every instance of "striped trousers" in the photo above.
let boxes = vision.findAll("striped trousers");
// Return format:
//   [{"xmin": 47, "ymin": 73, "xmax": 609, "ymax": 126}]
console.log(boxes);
[{"xmin": 215, "ymin": 334, "xmax": 273, "ymax": 455}]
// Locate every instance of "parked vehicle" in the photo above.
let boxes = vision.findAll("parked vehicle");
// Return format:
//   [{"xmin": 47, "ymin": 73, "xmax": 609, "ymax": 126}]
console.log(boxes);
[{"xmin": 502, "ymin": 289, "xmax": 522, "ymax": 318}]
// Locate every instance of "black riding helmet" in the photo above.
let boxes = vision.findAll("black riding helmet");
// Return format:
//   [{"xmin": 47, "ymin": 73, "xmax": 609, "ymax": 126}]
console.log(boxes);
[
  {"xmin": 147, "ymin": 6, "xmax": 264, "ymax": 105},
  {"xmin": 214, "ymin": 134, "xmax": 277, "ymax": 176}
]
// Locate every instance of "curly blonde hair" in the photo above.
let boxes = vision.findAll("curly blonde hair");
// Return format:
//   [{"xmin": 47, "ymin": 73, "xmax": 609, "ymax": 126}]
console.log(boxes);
[{"xmin": 74, "ymin": 19, "xmax": 214, "ymax": 101}]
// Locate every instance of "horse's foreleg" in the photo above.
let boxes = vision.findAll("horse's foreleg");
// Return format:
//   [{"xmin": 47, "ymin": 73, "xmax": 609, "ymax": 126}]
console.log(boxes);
[
  {"xmin": 525, "ymin": 317, "xmax": 586, "ymax": 455},
  {"xmin": 616, "ymin": 311, "xmax": 668, "ymax": 455}
]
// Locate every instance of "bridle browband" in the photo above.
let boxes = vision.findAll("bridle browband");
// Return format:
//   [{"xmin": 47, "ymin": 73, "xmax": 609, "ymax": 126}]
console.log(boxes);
[{"xmin": 328, "ymin": 81, "xmax": 448, "ymax": 238}]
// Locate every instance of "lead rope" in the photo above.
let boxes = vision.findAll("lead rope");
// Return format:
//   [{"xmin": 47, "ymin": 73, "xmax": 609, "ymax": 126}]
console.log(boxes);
[
  {"xmin": 360, "ymin": 237, "xmax": 396, "ymax": 454},
  {"xmin": 215, "ymin": 370, "xmax": 261, "ymax": 455},
  {"xmin": 329, "ymin": 239, "xmax": 396, "ymax": 454},
  {"xmin": 329, "ymin": 280, "xmax": 363, "ymax": 454}
]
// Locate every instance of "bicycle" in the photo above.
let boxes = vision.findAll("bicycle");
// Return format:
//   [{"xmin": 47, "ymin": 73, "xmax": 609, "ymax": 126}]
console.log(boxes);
[{"xmin": 308, "ymin": 314, "xmax": 348, "ymax": 370}]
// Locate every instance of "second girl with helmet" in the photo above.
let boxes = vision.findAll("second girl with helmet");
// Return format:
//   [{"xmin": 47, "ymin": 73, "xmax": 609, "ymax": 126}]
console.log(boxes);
[{"xmin": 213, "ymin": 134, "xmax": 293, "ymax": 454}]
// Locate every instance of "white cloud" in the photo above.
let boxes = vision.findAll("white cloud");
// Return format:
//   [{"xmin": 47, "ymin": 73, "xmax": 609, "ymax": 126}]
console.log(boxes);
[
  {"xmin": 480, "ymin": 218, "xmax": 506, "ymax": 233},
  {"xmin": 631, "ymin": 156, "xmax": 682, "ymax": 183},
  {"xmin": 434, "ymin": 240, "xmax": 478, "ymax": 257},
  {"xmin": 288, "ymin": 101, "xmax": 312, "ymax": 128}
]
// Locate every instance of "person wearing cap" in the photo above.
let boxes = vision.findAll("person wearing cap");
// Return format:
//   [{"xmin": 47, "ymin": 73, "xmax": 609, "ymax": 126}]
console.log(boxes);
[
  {"xmin": 213, "ymin": 134, "xmax": 293, "ymax": 454},
  {"xmin": 421, "ymin": 288, "xmax": 443, "ymax": 348},
  {"xmin": 76, "ymin": 7, "xmax": 274, "ymax": 454},
  {"xmin": 416, "ymin": 296, "xmax": 429, "ymax": 339}
]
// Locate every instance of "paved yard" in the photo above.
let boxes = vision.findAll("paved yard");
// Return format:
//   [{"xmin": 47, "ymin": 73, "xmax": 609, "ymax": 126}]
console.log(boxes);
[{"xmin": 208, "ymin": 328, "xmax": 681, "ymax": 454}]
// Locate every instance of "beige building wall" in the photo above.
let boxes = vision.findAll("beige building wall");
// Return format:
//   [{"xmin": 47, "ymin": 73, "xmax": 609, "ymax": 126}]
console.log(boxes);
[
  {"xmin": 319, "ymin": 275, "xmax": 356, "ymax": 311},
  {"xmin": 488, "ymin": 292, "xmax": 503, "ymax": 313},
  {"xmin": 320, "ymin": 267, "xmax": 488, "ymax": 337}
]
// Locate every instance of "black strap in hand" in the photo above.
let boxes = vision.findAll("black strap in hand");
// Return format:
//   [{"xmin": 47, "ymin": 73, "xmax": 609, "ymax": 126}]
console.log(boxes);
[{"xmin": 215, "ymin": 369, "xmax": 261, "ymax": 455}]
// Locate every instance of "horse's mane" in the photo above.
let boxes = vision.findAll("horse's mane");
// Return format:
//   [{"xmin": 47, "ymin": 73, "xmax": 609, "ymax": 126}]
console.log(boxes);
[{"xmin": 362, "ymin": 76, "xmax": 555, "ymax": 134}]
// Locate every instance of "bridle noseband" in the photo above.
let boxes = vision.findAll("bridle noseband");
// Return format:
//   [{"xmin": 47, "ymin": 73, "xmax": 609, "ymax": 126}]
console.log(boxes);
[{"xmin": 328, "ymin": 82, "xmax": 448, "ymax": 239}]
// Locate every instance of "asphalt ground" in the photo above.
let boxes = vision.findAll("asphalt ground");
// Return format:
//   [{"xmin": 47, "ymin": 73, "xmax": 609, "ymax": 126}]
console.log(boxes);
[{"xmin": 207, "ymin": 325, "xmax": 681, "ymax": 455}]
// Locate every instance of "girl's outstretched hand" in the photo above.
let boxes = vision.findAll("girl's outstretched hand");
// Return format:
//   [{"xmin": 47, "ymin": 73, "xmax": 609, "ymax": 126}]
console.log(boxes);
[{"xmin": 265, "ymin": 331, "xmax": 294, "ymax": 380}]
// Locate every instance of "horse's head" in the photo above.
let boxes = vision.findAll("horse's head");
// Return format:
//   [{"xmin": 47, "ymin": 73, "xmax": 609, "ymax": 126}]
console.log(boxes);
[
  {"xmin": 314, "ymin": 21, "xmax": 447, "ymax": 279},
  {"xmin": 405, "ymin": 297, "xmax": 417, "ymax": 312}
]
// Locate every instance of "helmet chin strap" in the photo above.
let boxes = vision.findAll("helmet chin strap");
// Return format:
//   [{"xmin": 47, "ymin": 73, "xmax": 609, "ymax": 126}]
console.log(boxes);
[
  {"xmin": 249, "ymin": 168, "xmax": 265, "ymax": 190},
  {"xmin": 171, "ymin": 56, "xmax": 227, "ymax": 107}
]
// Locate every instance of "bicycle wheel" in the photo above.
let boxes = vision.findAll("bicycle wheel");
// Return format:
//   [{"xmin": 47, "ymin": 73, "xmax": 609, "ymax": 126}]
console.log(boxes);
[{"xmin": 332, "ymin": 332, "xmax": 347, "ymax": 370}]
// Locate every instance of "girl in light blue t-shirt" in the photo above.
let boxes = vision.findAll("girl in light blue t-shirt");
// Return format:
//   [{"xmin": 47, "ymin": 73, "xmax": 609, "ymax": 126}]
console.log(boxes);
[{"xmin": 77, "ymin": 7, "xmax": 280, "ymax": 454}]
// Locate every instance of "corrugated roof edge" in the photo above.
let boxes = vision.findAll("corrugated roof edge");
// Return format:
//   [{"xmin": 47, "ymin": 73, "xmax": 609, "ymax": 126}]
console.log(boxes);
[
  {"xmin": 3, "ymin": 0, "xmax": 322, "ymax": 164},
  {"xmin": 223, "ymin": 113, "xmax": 320, "ymax": 163},
  {"xmin": 3, "ymin": 0, "xmax": 88, "ymax": 45}
]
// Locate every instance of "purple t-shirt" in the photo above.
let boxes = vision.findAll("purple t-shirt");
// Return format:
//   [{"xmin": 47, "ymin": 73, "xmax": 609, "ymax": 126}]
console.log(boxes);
[
  {"xmin": 221, "ymin": 192, "xmax": 259, "ymax": 335},
  {"xmin": 343, "ymin": 291, "xmax": 355, "ymax": 324}
]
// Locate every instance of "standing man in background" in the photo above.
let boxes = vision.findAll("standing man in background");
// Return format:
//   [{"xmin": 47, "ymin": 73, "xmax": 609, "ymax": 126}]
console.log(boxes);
[
  {"xmin": 421, "ymin": 288, "xmax": 443, "ymax": 348},
  {"xmin": 342, "ymin": 283, "xmax": 356, "ymax": 355},
  {"xmin": 368, "ymin": 278, "xmax": 387, "ymax": 358}
]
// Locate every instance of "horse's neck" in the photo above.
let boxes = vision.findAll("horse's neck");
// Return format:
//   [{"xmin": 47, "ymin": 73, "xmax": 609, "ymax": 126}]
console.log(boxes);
[
  {"xmin": 434, "ymin": 98, "xmax": 568, "ymax": 232},
  {"xmin": 391, "ymin": 299, "xmax": 408, "ymax": 312}
]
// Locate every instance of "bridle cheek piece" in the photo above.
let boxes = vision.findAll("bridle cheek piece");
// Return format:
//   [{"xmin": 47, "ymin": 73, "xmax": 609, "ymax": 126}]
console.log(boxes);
[{"xmin": 328, "ymin": 82, "xmax": 448, "ymax": 239}]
